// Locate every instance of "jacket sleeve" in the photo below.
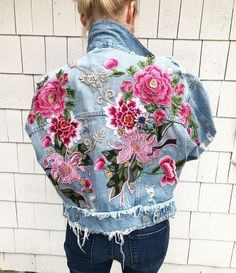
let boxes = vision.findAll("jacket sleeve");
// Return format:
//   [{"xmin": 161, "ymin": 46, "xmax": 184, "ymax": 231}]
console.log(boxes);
[{"xmin": 183, "ymin": 72, "xmax": 217, "ymax": 161}]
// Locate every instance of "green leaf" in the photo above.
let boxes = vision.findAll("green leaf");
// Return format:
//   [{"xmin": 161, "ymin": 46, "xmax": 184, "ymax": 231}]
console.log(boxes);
[
  {"xmin": 122, "ymin": 91, "xmax": 133, "ymax": 101},
  {"xmin": 56, "ymin": 69, "xmax": 64, "ymax": 79},
  {"xmin": 171, "ymin": 76, "xmax": 181, "ymax": 87},
  {"xmin": 66, "ymin": 87, "xmax": 76, "ymax": 99},
  {"xmin": 77, "ymin": 143, "xmax": 89, "ymax": 153},
  {"xmin": 102, "ymin": 150, "xmax": 119, "ymax": 163},
  {"xmin": 54, "ymin": 135, "xmax": 62, "ymax": 153},
  {"xmin": 81, "ymin": 153, "xmax": 93, "ymax": 165},
  {"xmin": 64, "ymin": 108, "xmax": 71, "ymax": 121},
  {"xmin": 144, "ymin": 103, "xmax": 159, "ymax": 113},
  {"xmin": 175, "ymin": 159, "xmax": 186, "ymax": 169},
  {"xmin": 36, "ymin": 75, "xmax": 49, "ymax": 90},
  {"xmin": 126, "ymin": 65, "xmax": 138, "ymax": 76},
  {"xmin": 36, "ymin": 112, "xmax": 46, "ymax": 126},
  {"xmin": 66, "ymin": 100, "xmax": 75, "ymax": 111},
  {"xmin": 111, "ymin": 70, "xmax": 126, "ymax": 77},
  {"xmin": 62, "ymin": 188, "xmax": 87, "ymax": 208},
  {"xmin": 146, "ymin": 55, "xmax": 156, "ymax": 65},
  {"xmin": 137, "ymin": 60, "xmax": 146, "ymax": 69}
]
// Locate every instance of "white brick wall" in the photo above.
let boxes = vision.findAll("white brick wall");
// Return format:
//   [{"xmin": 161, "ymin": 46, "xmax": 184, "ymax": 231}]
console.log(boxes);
[{"xmin": 0, "ymin": 0, "xmax": 236, "ymax": 272}]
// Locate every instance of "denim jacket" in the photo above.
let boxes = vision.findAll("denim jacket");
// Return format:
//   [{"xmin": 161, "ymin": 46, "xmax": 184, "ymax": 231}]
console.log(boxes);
[{"xmin": 25, "ymin": 19, "xmax": 216, "ymax": 264}]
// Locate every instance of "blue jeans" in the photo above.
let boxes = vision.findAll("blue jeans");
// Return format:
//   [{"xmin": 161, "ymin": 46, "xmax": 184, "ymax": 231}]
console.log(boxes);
[{"xmin": 64, "ymin": 219, "xmax": 170, "ymax": 273}]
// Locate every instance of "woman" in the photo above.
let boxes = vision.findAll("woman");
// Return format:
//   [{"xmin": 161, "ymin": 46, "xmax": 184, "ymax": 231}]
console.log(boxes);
[{"xmin": 25, "ymin": 0, "xmax": 217, "ymax": 272}]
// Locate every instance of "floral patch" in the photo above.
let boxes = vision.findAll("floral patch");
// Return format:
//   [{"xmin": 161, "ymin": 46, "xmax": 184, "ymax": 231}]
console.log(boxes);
[
  {"xmin": 27, "ymin": 69, "xmax": 95, "ymax": 208},
  {"xmin": 89, "ymin": 56, "xmax": 199, "ymax": 203}
]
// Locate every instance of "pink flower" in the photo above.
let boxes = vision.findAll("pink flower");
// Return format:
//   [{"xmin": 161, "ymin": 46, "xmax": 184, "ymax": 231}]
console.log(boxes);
[
  {"xmin": 42, "ymin": 135, "xmax": 51, "ymax": 147},
  {"xmin": 94, "ymin": 156, "xmax": 106, "ymax": 171},
  {"xmin": 134, "ymin": 65, "xmax": 173, "ymax": 107},
  {"xmin": 82, "ymin": 178, "xmax": 93, "ymax": 193},
  {"xmin": 49, "ymin": 114, "xmax": 80, "ymax": 148},
  {"xmin": 104, "ymin": 95, "xmax": 144, "ymax": 135},
  {"xmin": 59, "ymin": 72, "xmax": 68, "ymax": 85},
  {"xmin": 120, "ymin": 81, "xmax": 133, "ymax": 92},
  {"xmin": 43, "ymin": 152, "xmax": 85, "ymax": 183},
  {"xmin": 174, "ymin": 84, "xmax": 185, "ymax": 95},
  {"xmin": 178, "ymin": 103, "xmax": 192, "ymax": 126},
  {"xmin": 104, "ymin": 58, "xmax": 119, "ymax": 69},
  {"xmin": 159, "ymin": 155, "xmax": 177, "ymax": 186},
  {"xmin": 109, "ymin": 130, "xmax": 160, "ymax": 164},
  {"xmin": 33, "ymin": 79, "xmax": 66, "ymax": 118},
  {"xmin": 153, "ymin": 109, "xmax": 166, "ymax": 125},
  {"xmin": 27, "ymin": 112, "xmax": 36, "ymax": 124}
]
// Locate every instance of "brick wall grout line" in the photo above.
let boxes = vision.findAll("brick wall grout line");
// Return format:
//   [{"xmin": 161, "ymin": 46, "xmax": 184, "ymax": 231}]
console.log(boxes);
[
  {"xmin": 176, "ymin": 0, "xmax": 183, "ymax": 39},
  {"xmin": 156, "ymin": 0, "xmax": 161, "ymax": 38}
]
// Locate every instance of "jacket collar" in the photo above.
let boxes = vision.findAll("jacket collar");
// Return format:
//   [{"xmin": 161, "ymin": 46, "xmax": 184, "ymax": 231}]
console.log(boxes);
[{"xmin": 87, "ymin": 19, "xmax": 154, "ymax": 57}]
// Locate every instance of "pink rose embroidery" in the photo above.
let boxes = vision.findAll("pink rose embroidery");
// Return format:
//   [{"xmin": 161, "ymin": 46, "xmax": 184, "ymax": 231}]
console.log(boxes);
[
  {"xmin": 109, "ymin": 130, "xmax": 160, "ymax": 164},
  {"xmin": 134, "ymin": 65, "xmax": 173, "ymax": 107},
  {"xmin": 104, "ymin": 95, "xmax": 144, "ymax": 135},
  {"xmin": 159, "ymin": 155, "xmax": 177, "ymax": 186},
  {"xmin": 59, "ymin": 72, "xmax": 68, "ymax": 85},
  {"xmin": 174, "ymin": 84, "xmax": 185, "ymax": 95},
  {"xmin": 43, "ymin": 152, "xmax": 85, "ymax": 183},
  {"xmin": 82, "ymin": 178, "xmax": 93, "ymax": 193},
  {"xmin": 27, "ymin": 112, "xmax": 36, "ymax": 124},
  {"xmin": 120, "ymin": 81, "xmax": 133, "ymax": 92},
  {"xmin": 94, "ymin": 156, "xmax": 106, "ymax": 171},
  {"xmin": 33, "ymin": 79, "xmax": 66, "ymax": 118},
  {"xmin": 194, "ymin": 138, "xmax": 201, "ymax": 146},
  {"xmin": 178, "ymin": 103, "xmax": 191, "ymax": 126},
  {"xmin": 49, "ymin": 114, "xmax": 80, "ymax": 148},
  {"xmin": 42, "ymin": 135, "xmax": 51, "ymax": 147},
  {"xmin": 153, "ymin": 109, "xmax": 166, "ymax": 125},
  {"xmin": 104, "ymin": 58, "xmax": 119, "ymax": 69}
]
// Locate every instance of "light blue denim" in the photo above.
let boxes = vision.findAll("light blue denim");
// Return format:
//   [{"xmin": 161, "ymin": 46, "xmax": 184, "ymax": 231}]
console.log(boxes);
[{"xmin": 25, "ymin": 19, "xmax": 217, "ymax": 269}]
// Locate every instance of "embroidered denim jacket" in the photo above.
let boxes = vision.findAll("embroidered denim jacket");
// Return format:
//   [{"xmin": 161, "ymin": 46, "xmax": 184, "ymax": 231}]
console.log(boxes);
[{"xmin": 24, "ymin": 19, "xmax": 216, "ymax": 261}]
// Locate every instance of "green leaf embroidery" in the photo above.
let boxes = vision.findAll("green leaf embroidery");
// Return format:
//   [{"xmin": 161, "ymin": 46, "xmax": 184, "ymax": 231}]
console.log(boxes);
[
  {"xmin": 66, "ymin": 87, "xmax": 76, "ymax": 99},
  {"xmin": 56, "ymin": 69, "xmax": 64, "ymax": 79},
  {"xmin": 122, "ymin": 91, "xmax": 133, "ymax": 101},
  {"xmin": 171, "ymin": 76, "xmax": 181, "ymax": 87},
  {"xmin": 126, "ymin": 65, "xmax": 138, "ymax": 76}
]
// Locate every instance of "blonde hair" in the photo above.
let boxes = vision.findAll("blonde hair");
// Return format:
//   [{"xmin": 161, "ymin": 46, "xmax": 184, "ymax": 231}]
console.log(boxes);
[{"xmin": 74, "ymin": 0, "xmax": 139, "ymax": 29}]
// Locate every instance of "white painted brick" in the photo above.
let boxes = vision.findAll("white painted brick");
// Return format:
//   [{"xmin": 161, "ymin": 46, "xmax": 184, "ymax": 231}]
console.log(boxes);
[
  {"xmin": 201, "ymin": 81, "xmax": 221, "ymax": 117},
  {"xmin": 138, "ymin": 39, "xmax": 148, "ymax": 48},
  {"xmin": 226, "ymin": 42, "xmax": 236, "ymax": 80},
  {"xmin": 15, "ymin": 173, "xmax": 46, "ymax": 202},
  {"xmin": 3, "ymin": 253, "xmax": 36, "ymax": 272},
  {"xmin": 68, "ymin": 37, "xmax": 85, "ymax": 63},
  {"xmin": 35, "ymin": 203, "xmax": 64, "ymax": 230},
  {"xmin": 6, "ymin": 110, "xmax": 23, "ymax": 142},
  {"xmin": 46, "ymin": 176, "xmax": 63, "ymax": 204},
  {"xmin": 0, "ymin": 36, "xmax": 21, "ymax": 73},
  {"xmin": 16, "ymin": 202, "xmax": 35, "ymax": 228},
  {"xmin": 45, "ymin": 36, "xmax": 67, "ymax": 72},
  {"xmin": 218, "ymin": 81, "xmax": 236, "ymax": 117},
  {"xmin": 231, "ymin": 3, "xmax": 236, "ymax": 40},
  {"xmin": 50, "ymin": 230, "xmax": 66, "ymax": 256},
  {"xmin": 21, "ymin": 36, "xmax": 46, "ymax": 74},
  {"xmin": 228, "ymin": 163, "xmax": 236, "ymax": 184},
  {"xmin": 0, "ymin": 143, "xmax": 18, "ymax": 172},
  {"xmin": 165, "ymin": 238, "xmax": 189, "ymax": 264},
  {"xmin": 216, "ymin": 153, "xmax": 232, "ymax": 183},
  {"xmin": 53, "ymin": 0, "xmax": 78, "ymax": 36},
  {"xmin": 169, "ymin": 211, "xmax": 190, "ymax": 239},
  {"xmin": 158, "ymin": 0, "xmax": 181, "ymax": 38},
  {"xmin": 173, "ymin": 40, "xmax": 201, "ymax": 75},
  {"xmin": 231, "ymin": 244, "xmax": 236, "ymax": 268},
  {"xmin": 189, "ymin": 239, "xmax": 233, "ymax": 267},
  {"xmin": 136, "ymin": 0, "xmax": 159, "ymax": 38},
  {"xmin": 36, "ymin": 255, "xmax": 69, "ymax": 273},
  {"xmin": 0, "ymin": 253, "xmax": 4, "ymax": 270},
  {"xmin": 197, "ymin": 152, "xmax": 218, "ymax": 183},
  {"xmin": 209, "ymin": 118, "xmax": 236, "ymax": 152},
  {"xmin": 17, "ymin": 143, "xmax": 35, "ymax": 173},
  {"xmin": 178, "ymin": 0, "xmax": 203, "ymax": 39},
  {"xmin": 230, "ymin": 185, "xmax": 236, "ymax": 213},
  {"xmin": 174, "ymin": 182, "xmax": 200, "ymax": 211},
  {"xmin": 200, "ymin": 41, "xmax": 229, "ymax": 80},
  {"xmin": 0, "ymin": 74, "xmax": 34, "ymax": 109},
  {"xmin": 0, "ymin": 173, "xmax": 15, "ymax": 201},
  {"xmin": 22, "ymin": 110, "xmax": 31, "ymax": 143},
  {"xmin": 0, "ymin": 0, "xmax": 15, "ymax": 34},
  {"xmin": 180, "ymin": 157, "xmax": 199, "ymax": 182},
  {"xmin": 0, "ymin": 201, "xmax": 17, "ymax": 227},
  {"xmin": 148, "ymin": 39, "xmax": 173, "ymax": 57},
  {"xmin": 198, "ymin": 183, "xmax": 232, "ymax": 213},
  {"xmin": 190, "ymin": 212, "xmax": 236, "ymax": 241},
  {"xmin": 31, "ymin": 0, "xmax": 53, "ymax": 35},
  {"xmin": 15, "ymin": 0, "xmax": 33, "ymax": 34},
  {"xmin": 15, "ymin": 229, "xmax": 50, "ymax": 254},
  {"xmin": 0, "ymin": 110, "xmax": 8, "ymax": 142},
  {"xmin": 200, "ymin": 0, "xmax": 233, "ymax": 40},
  {"xmin": 0, "ymin": 228, "xmax": 15, "ymax": 252}
]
